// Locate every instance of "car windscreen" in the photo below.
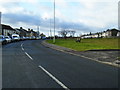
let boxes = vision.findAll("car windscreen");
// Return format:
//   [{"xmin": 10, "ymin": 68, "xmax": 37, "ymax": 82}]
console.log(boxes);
[
  {"xmin": 5, "ymin": 37, "xmax": 9, "ymax": 38},
  {"xmin": 13, "ymin": 36, "xmax": 18, "ymax": 38}
]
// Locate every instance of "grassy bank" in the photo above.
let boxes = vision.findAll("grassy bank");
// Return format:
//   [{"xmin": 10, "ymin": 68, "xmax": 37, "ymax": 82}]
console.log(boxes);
[{"xmin": 46, "ymin": 38, "xmax": 120, "ymax": 51}]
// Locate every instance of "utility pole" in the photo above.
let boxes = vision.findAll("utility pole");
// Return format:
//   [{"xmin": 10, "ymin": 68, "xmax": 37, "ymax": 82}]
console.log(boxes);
[
  {"xmin": 37, "ymin": 26, "xmax": 40, "ymax": 37},
  {"xmin": 50, "ymin": 19, "xmax": 52, "ymax": 39},
  {"xmin": 53, "ymin": 0, "xmax": 55, "ymax": 43}
]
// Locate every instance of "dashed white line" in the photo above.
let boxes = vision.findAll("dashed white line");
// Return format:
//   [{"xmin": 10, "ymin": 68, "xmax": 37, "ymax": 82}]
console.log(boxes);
[
  {"xmin": 21, "ymin": 43, "xmax": 23, "ymax": 47},
  {"xmin": 21, "ymin": 43, "xmax": 24, "ymax": 51},
  {"xmin": 22, "ymin": 47, "xmax": 24, "ymax": 51},
  {"xmin": 21, "ymin": 43, "xmax": 33, "ymax": 60},
  {"xmin": 38, "ymin": 65, "xmax": 70, "ymax": 90},
  {"xmin": 21, "ymin": 43, "xmax": 69, "ymax": 89},
  {"xmin": 25, "ymin": 52, "xmax": 33, "ymax": 60}
]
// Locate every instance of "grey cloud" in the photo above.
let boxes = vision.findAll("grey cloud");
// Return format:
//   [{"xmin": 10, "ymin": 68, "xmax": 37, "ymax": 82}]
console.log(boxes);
[
  {"xmin": 2, "ymin": 13, "xmax": 103, "ymax": 33},
  {"xmin": 3, "ymin": 13, "xmax": 42, "ymax": 26},
  {"xmin": 54, "ymin": 18, "xmax": 98, "ymax": 33}
]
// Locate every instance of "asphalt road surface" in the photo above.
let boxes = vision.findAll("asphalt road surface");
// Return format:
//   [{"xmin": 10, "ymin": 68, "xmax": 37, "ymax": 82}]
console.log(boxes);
[{"xmin": 2, "ymin": 40, "xmax": 119, "ymax": 89}]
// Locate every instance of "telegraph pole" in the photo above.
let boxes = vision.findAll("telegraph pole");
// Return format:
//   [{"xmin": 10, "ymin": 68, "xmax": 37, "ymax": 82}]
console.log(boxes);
[{"xmin": 53, "ymin": 0, "xmax": 55, "ymax": 43}]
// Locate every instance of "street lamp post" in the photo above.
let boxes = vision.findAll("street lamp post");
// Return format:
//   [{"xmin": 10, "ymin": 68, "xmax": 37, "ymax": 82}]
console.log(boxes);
[
  {"xmin": 50, "ymin": 19, "xmax": 52, "ymax": 39},
  {"xmin": 53, "ymin": 0, "xmax": 55, "ymax": 43},
  {"xmin": 37, "ymin": 25, "xmax": 40, "ymax": 37}
]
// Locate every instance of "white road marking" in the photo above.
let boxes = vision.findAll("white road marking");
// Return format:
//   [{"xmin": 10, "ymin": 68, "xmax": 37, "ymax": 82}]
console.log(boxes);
[
  {"xmin": 22, "ymin": 47, "xmax": 24, "ymax": 51},
  {"xmin": 21, "ymin": 43, "xmax": 24, "ymax": 51},
  {"xmin": 38, "ymin": 65, "xmax": 70, "ymax": 90},
  {"xmin": 25, "ymin": 52, "xmax": 33, "ymax": 60},
  {"xmin": 21, "ymin": 43, "xmax": 23, "ymax": 47},
  {"xmin": 21, "ymin": 42, "xmax": 69, "ymax": 89}
]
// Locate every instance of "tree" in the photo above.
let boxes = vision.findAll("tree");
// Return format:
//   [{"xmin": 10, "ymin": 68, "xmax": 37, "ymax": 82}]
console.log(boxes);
[
  {"xmin": 40, "ymin": 33, "xmax": 46, "ymax": 39},
  {"xmin": 69, "ymin": 30, "xmax": 76, "ymax": 37},
  {"xmin": 58, "ymin": 29, "xmax": 69, "ymax": 38}
]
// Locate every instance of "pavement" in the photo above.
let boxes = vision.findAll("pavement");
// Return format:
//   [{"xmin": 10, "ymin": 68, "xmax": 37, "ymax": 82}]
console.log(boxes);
[
  {"xmin": 2, "ymin": 40, "xmax": 119, "ymax": 88},
  {"xmin": 42, "ymin": 40, "xmax": 120, "ymax": 67}
]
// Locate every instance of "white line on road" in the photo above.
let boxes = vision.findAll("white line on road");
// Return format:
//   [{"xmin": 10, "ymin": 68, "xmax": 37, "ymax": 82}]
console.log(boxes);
[
  {"xmin": 21, "ymin": 43, "xmax": 24, "ymax": 51},
  {"xmin": 38, "ymin": 65, "xmax": 70, "ymax": 90},
  {"xmin": 22, "ymin": 47, "xmax": 24, "ymax": 51},
  {"xmin": 21, "ymin": 43, "xmax": 23, "ymax": 47},
  {"xmin": 25, "ymin": 52, "xmax": 33, "ymax": 60}
]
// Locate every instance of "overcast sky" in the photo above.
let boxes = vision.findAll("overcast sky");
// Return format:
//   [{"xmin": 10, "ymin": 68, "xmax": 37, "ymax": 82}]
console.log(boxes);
[{"xmin": 0, "ymin": 0, "xmax": 119, "ymax": 36}]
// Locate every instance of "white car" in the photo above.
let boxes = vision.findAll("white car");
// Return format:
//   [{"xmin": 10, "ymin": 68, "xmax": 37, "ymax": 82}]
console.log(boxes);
[
  {"xmin": 12, "ymin": 34, "xmax": 20, "ymax": 41},
  {"xmin": 5, "ymin": 36, "xmax": 12, "ymax": 43},
  {"xmin": 0, "ymin": 35, "xmax": 7, "ymax": 45}
]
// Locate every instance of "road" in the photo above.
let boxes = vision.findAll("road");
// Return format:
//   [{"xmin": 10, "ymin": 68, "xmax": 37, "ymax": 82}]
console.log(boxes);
[{"xmin": 2, "ymin": 40, "xmax": 119, "ymax": 89}]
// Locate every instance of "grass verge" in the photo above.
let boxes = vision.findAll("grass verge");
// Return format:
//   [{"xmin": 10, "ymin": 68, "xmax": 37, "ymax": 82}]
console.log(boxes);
[{"xmin": 46, "ymin": 38, "xmax": 120, "ymax": 51}]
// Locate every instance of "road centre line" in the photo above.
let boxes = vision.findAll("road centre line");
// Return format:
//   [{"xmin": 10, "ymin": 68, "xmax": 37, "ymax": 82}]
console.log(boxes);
[
  {"xmin": 21, "ymin": 43, "xmax": 24, "ymax": 51},
  {"xmin": 25, "ymin": 52, "xmax": 33, "ymax": 60},
  {"xmin": 38, "ymin": 65, "xmax": 70, "ymax": 90},
  {"xmin": 21, "ymin": 43, "xmax": 69, "ymax": 89},
  {"xmin": 22, "ymin": 47, "xmax": 24, "ymax": 51},
  {"xmin": 21, "ymin": 43, "xmax": 33, "ymax": 60},
  {"xmin": 21, "ymin": 43, "xmax": 23, "ymax": 47}
]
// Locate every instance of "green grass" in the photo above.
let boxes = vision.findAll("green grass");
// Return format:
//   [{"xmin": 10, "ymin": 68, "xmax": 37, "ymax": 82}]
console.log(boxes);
[{"xmin": 46, "ymin": 38, "xmax": 120, "ymax": 51}]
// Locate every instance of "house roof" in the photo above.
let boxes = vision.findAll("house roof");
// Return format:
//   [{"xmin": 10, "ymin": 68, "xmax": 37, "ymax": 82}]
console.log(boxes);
[
  {"xmin": 106, "ymin": 29, "xmax": 119, "ymax": 32},
  {"xmin": 1, "ymin": 24, "xmax": 15, "ymax": 31},
  {"xmin": 16, "ymin": 28, "xmax": 28, "ymax": 33}
]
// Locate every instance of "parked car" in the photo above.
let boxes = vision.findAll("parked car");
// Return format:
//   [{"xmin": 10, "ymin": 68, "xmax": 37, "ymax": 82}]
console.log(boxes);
[
  {"xmin": 5, "ymin": 36, "xmax": 12, "ymax": 43},
  {"xmin": 26, "ymin": 37, "xmax": 30, "ymax": 40},
  {"xmin": 30, "ymin": 36, "xmax": 36, "ymax": 40},
  {"xmin": 36, "ymin": 36, "xmax": 41, "ymax": 40},
  {"xmin": 0, "ymin": 35, "xmax": 7, "ymax": 45},
  {"xmin": 11, "ymin": 34, "xmax": 20, "ymax": 42},
  {"xmin": 20, "ymin": 36, "xmax": 26, "ymax": 41}
]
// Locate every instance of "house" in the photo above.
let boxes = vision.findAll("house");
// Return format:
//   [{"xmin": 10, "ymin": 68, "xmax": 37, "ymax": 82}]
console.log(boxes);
[
  {"xmin": 101, "ymin": 31, "xmax": 106, "ymax": 38},
  {"xmin": 117, "ymin": 30, "xmax": 120, "ymax": 37},
  {"xmin": 15, "ymin": 27, "xmax": 28, "ymax": 37},
  {"xmin": 105, "ymin": 29, "xmax": 119, "ymax": 38},
  {"xmin": 81, "ymin": 28, "xmax": 120, "ymax": 39},
  {"xmin": 0, "ymin": 24, "xmax": 16, "ymax": 37},
  {"xmin": 28, "ymin": 29, "xmax": 37, "ymax": 37}
]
